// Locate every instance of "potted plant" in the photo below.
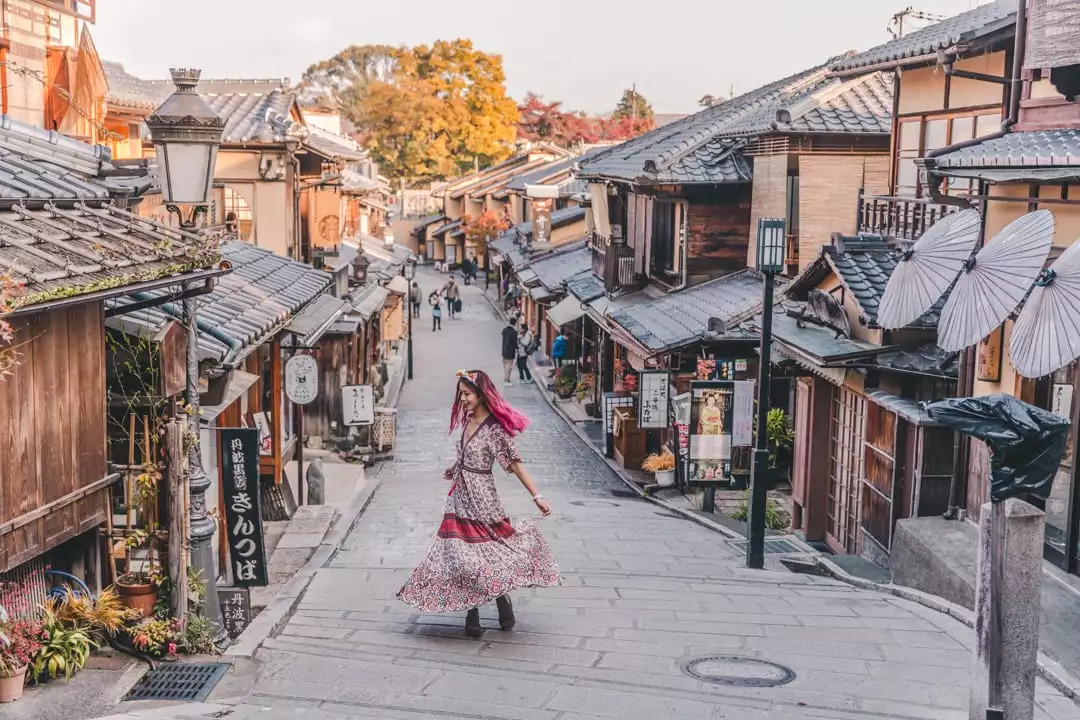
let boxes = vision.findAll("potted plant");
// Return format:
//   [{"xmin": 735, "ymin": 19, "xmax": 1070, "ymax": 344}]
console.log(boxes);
[
  {"xmin": 555, "ymin": 364, "xmax": 578, "ymax": 399},
  {"xmin": 117, "ymin": 462, "xmax": 164, "ymax": 617},
  {"xmin": 30, "ymin": 608, "xmax": 95, "ymax": 684},
  {"xmin": 641, "ymin": 449, "xmax": 676, "ymax": 487},
  {"xmin": 575, "ymin": 372, "xmax": 596, "ymax": 412},
  {"xmin": 0, "ymin": 607, "xmax": 39, "ymax": 703},
  {"xmin": 766, "ymin": 408, "xmax": 794, "ymax": 488}
]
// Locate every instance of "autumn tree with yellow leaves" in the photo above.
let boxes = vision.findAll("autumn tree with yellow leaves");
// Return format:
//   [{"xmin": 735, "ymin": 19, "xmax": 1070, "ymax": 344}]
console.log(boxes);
[{"xmin": 304, "ymin": 40, "xmax": 518, "ymax": 183}]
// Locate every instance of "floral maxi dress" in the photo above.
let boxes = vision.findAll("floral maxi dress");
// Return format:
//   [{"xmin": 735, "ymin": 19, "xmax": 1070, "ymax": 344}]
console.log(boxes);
[{"xmin": 397, "ymin": 416, "xmax": 562, "ymax": 612}]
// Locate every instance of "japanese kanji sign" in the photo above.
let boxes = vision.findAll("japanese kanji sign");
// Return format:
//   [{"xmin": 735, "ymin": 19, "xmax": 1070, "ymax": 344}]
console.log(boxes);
[
  {"xmin": 217, "ymin": 586, "xmax": 252, "ymax": 639},
  {"xmin": 219, "ymin": 428, "xmax": 268, "ymax": 587},
  {"xmin": 637, "ymin": 371, "xmax": 670, "ymax": 429},
  {"xmin": 732, "ymin": 380, "xmax": 755, "ymax": 447},
  {"xmin": 342, "ymin": 384, "xmax": 375, "ymax": 426}
]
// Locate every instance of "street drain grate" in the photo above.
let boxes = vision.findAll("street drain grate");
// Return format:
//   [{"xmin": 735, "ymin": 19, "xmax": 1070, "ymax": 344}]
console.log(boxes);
[
  {"xmin": 728, "ymin": 537, "xmax": 805, "ymax": 555},
  {"xmin": 610, "ymin": 489, "xmax": 639, "ymax": 499},
  {"xmin": 124, "ymin": 663, "xmax": 229, "ymax": 702},
  {"xmin": 681, "ymin": 655, "xmax": 795, "ymax": 687}
]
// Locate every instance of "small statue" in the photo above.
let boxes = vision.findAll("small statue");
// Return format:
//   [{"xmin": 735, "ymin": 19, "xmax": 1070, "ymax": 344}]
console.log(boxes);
[{"xmin": 307, "ymin": 457, "xmax": 325, "ymax": 505}]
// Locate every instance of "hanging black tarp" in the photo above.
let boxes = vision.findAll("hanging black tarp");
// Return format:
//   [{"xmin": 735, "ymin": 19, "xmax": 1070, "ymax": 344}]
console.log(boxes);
[{"xmin": 924, "ymin": 393, "xmax": 1071, "ymax": 503}]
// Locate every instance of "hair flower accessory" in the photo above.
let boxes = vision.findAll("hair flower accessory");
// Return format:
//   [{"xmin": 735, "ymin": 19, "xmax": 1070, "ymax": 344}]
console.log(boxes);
[{"xmin": 456, "ymin": 369, "xmax": 479, "ymax": 384}]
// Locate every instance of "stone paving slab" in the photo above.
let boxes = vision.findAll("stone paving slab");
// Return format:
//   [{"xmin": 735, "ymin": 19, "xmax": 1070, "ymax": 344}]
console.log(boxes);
[{"xmin": 93, "ymin": 273, "xmax": 1080, "ymax": 720}]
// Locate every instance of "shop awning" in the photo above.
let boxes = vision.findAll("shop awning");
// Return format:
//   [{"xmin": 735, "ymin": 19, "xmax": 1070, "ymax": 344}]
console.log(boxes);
[
  {"xmin": 199, "ymin": 371, "xmax": 260, "ymax": 423},
  {"xmin": 286, "ymin": 293, "xmax": 348, "ymax": 346},
  {"xmin": 547, "ymin": 295, "xmax": 586, "ymax": 327}
]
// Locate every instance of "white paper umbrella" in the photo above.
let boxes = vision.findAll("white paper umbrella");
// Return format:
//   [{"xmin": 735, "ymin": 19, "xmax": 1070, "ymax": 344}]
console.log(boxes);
[
  {"xmin": 938, "ymin": 209, "xmax": 1055, "ymax": 352},
  {"xmin": 1011, "ymin": 239, "xmax": 1080, "ymax": 378},
  {"xmin": 878, "ymin": 209, "xmax": 981, "ymax": 330}
]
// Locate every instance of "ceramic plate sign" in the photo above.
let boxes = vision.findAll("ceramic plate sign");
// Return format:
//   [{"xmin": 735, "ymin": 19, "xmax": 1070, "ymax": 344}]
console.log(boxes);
[{"xmin": 285, "ymin": 354, "xmax": 319, "ymax": 405}]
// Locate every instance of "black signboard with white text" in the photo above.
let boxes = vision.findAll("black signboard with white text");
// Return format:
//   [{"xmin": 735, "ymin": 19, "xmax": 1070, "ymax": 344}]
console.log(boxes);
[
  {"xmin": 219, "ymin": 428, "xmax": 268, "ymax": 586},
  {"xmin": 217, "ymin": 586, "xmax": 252, "ymax": 639}
]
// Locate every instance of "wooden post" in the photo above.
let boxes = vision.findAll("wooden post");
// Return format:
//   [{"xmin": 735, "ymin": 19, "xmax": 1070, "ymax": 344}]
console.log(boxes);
[{"xmin": 165, "ymin": 420, "xmax": 189, "ymax": 621}]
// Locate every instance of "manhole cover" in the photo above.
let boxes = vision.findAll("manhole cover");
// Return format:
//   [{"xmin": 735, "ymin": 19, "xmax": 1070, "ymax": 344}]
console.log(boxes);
[
  {"xmin": 570, "ymin": 499, "xmax": 620, "ymax": 507},
  {"xmin": 124, "ymin": 663, "xmax": 229, "ymax": 702},
  {"xmin": 681, "ymin": 656, "xmax": 795, "ymax": 687}
]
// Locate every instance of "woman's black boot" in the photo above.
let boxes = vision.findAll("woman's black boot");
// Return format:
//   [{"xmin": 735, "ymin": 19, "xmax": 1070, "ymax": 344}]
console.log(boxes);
[
  {"xmin": 496, "ymin": 595, "xmax": 515, "ymax": 631},
  {"xmin": 465, "ymin": 608, "xmax": 483, "ymax": 637}
]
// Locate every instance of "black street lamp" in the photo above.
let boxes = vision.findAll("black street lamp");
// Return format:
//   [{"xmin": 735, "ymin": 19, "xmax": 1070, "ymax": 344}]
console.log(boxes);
[
  {"xmin": 147, "ymin": 69, "xmax": 227, "ymax": 643},
  {"xmin": 404, "ymin": 259, "xmax": 416, "ymax": 380},
  {"xmin": 747, "ymin": 218, "xmax": 786, "ymax": 570}
]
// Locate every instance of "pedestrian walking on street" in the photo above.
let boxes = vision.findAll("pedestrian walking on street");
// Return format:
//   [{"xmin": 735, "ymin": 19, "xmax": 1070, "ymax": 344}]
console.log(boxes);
[
  {"xmin": 516, "ymin": 323, "xmax": 535, "ymax": 383},
  {"xmin": 501, "ymin": 320, "xmax": 517, "ymax": 387},
  {"xmin": 551, "ymin": 329, "xmax": 567, "ymax": 369},
  {"xmin": 443, "ymin": 276, "xmax": 461, "ymax": 319},
  {"xmin": 409, "ymin": 281, "xmax": 422, "ymax": 318},
  {"xmin": 429, "ymin": 291, "xmax": 443, "ymax": 332},
  {"xmin": 397, "ymin": 369, "xmax": 560, "ymax": 637}
]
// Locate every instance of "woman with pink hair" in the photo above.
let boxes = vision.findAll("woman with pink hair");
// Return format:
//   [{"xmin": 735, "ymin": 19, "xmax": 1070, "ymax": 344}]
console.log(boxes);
[{"xmin": 397, "ymin": 369, "xmax": 561, "ymax": 636}]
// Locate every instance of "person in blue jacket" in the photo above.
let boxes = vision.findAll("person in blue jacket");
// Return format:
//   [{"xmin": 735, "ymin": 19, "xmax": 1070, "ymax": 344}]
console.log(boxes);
[{"xmin": 551, "ymin": 329, "xmax": 567, "ymax": 369}]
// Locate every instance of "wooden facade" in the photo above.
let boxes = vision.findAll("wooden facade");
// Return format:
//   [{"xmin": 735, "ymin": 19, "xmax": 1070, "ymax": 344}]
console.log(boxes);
[
  {"xmin": 0, "ymin": 303, "xmax": 109, "ymax": 572},
  {"xmin": 684, "ymin": 185, "xmax": 752, "ymax": 285}
]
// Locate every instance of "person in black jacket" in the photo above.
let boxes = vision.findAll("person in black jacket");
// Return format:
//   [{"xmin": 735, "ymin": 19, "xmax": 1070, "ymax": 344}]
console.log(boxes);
[{"xmin": 501, "ymin": 320, "xmax": 518, "ymax": 387}]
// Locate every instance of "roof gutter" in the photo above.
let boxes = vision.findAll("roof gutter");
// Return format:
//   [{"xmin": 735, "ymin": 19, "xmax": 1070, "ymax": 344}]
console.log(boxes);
[{"xmin": 828, "ymin": 52, "xmax": 940, "ymax": 78}]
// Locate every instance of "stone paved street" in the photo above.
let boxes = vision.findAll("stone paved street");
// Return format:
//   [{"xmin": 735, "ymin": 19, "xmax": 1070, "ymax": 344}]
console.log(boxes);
[{"xmin": 214, "ymin": 272, "xmax": 1080, "ymax": 720}]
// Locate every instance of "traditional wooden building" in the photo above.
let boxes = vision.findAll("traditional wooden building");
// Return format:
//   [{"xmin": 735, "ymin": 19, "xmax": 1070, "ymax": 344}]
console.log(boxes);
[{"xmin": 0, "ymin": 117, "xmax": 222, "ymax": 583}]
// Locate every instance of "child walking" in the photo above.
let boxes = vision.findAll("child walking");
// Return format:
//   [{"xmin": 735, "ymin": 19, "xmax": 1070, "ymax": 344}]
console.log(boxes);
[{"xmin": 430, "ymin": 291, "xmax": 443, "ymax": 331}]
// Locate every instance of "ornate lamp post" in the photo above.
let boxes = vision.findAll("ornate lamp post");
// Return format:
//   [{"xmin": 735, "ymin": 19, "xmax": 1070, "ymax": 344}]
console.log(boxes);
[
  {"xmin": 746, "ymin": 218, "xmax": 786, "ymax": 570},
  {"xmin": 147, "ymin": 68, "xmax": 227, "ymax": 644}
]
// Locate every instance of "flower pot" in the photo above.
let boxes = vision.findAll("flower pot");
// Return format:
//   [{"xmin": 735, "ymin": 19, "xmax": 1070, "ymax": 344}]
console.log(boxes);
[
  {"xmin": 116, "ymin": 578, "xmax": 158, "ymax": 618},
  {"xmin": 654, "ymin": 469, "xmax": 675, "ymax": 487},
  {"xmin": 0, "ymin": 667, "xmax": 26, "ymax": 703}
]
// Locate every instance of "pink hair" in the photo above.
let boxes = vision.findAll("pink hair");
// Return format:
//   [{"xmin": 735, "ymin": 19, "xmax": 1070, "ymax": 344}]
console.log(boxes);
[{"xmin": 450, "ymin": 369, "xmax": 530, "ymax": 437}]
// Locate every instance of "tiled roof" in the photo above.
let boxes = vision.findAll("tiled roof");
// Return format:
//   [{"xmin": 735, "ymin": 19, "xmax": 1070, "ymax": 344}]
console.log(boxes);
[
  {"xmin": 566, "ymin": 270, "xmax": 606, "ymax": 303},
  {"xmin": 874, "ymin": 344, "xmax": 959, "ymax": 378},
  {"xmin": 503, "ymin": 206, "xmax": 586, "ymax": 242},
  {"xmin": 789, "ymin": 234, "xmax": 940, "ymax": 329},
  {"xmin": 285, "ymin": 292, "xmax": 349, "ymax": 345},
  {"xmin": 525, "ymin": 244, "xmax": 591, "ymax": 292},
  {"xmin": 0, "ymin": 118, "xmax": 218, "ymax": 309},
  {"xmin": 410, "ymin": 213, "xmax": 446, "ymax": 237},
  {"xmin": 832, "ymin": 0, "xmax": 1015, "ymax": 73},
  {"xmin": 349, "ymin": 283, "xmax": 389, "ymax": 321},
  {"xmin": 608, "ymin": 270, "xmax": 776, "ymax": 353},
  {"xmin": 203, "ymin": 84, "xmax": 301, "ymax": 145},
  {"xmin": 772, "ymin": 312, "xmax": 882, "ymax": 363},
  {"xmin": 431, "ymin": 219, "xmax": 463, "ymax": 237},
  {"xmin": 580, "ymin": 65, "xmax": 891, "ymax": 184},
  {"xmin": 501, "ymin": 149, "xmax": 606, "ymax": 197},
  {"xmin": 303, "ymin": 125, "xmax": 367, "ymax": 162},
  {"xmin": 107, "ymin": 242, "xmax": 332, "ymax": 363},
  {"xmin": 929, "ymin": 129, "xmax": 1080, "ymax": 169},
  {"xmin": 103, "ymin": 61, "xmax": 169, "ymax": 111},
  {"xmin": 0, "ymin": 116, "xmax": 113, "ymax": 201}
]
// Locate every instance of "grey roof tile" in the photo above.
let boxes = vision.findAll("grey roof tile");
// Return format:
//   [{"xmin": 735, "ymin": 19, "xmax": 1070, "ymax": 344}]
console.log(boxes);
[
  {"xmin": 931, "ymin": 129, "xmax": 1080, "ymax": 169},
  {"xmin": 303, "ymin": 125, "xmax": 367, "ymax": 162},
  {"xmin": 566, "ymin": 270, "xmax": 605, "ymax": 302},
  {"xmin": 285, "ymin": 292, "xmax": 348, "ymax": 344},
  {"xmin": 832, "ymin": 0, "xmax": 1015, "ymax": 72},
  {"xmin": 580, "ymin": 66, "xmax": 891, "ymax": 185},
  {"xmin": 103, "ymin": 61, "xmax": 169, "ymax": 110},
  {"xmin": 608, "ymin": 270, "xmax": 777, "ymax": 352},
  {"xmin": 874, "ymin": 343, "xmax": 959, "ymax": 378},
  {"xmin": 526, "ymin": 244, "xmax": 591, "ymax": 292},
  {"xmin": 107, "ymin": 241, "xmax": 332, "ymax": 362}
]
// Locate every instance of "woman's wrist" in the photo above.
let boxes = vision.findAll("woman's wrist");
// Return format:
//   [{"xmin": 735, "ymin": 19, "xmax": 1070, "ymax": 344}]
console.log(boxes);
[{"xmin": 531, "ymin": 493, "xmax": 543, "ymax": 501}]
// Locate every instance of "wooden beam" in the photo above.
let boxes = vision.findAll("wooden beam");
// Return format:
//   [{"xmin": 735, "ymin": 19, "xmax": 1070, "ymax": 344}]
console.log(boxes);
[{"xmin": 0, "ymin": 472, "xmax": 121, "ymax": 536}]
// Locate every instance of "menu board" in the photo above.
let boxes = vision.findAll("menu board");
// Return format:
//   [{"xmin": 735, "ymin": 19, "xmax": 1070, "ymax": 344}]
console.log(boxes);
[{"xmin": 638, "ymin": 371, "xmax": 670, "ymax": 429}]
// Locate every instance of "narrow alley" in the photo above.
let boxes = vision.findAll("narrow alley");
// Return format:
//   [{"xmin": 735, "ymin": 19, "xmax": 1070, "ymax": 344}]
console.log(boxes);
[{"xmin": 202, "ymin": 274, "xmax": 1078, "ymax": 720}]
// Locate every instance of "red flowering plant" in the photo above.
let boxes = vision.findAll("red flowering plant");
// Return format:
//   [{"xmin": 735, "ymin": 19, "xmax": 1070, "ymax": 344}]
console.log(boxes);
[
  {"xmin": 0, "ymin": 605, "xmax": 43, "ymax": 677},
  {"xmin": 131, "ymin": 617, "xmax": 181, "ymax": 658}
]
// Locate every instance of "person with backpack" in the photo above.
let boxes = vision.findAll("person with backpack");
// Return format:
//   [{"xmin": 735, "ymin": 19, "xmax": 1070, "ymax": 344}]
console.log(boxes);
[
  {"xmin": 501, "ymin": 319, "xmax": 518, "ymax": 386},
  {"xmin": 409, "ymin": 281, "xmax": 422, "ymax": 318},
  {"xmin": 429, "ymin": 291, "xmax": 443, "ymax": 332},
  {"xmin": 443, "ymin": 276, "xmax": 461, "ymax": 319},
  {"xmin": 516, "ymin": 323, "xmax": 535, "ymax": 384}
]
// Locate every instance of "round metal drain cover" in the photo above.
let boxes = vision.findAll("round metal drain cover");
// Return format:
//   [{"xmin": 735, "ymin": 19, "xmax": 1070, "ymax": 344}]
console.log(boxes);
[
  {"xmin": 681, "ymin": 656, "xmax": 795, "ymax": 687},
  {"xmin": 569, "ymin": 499, "xmax": 620, "ymax": 507}
]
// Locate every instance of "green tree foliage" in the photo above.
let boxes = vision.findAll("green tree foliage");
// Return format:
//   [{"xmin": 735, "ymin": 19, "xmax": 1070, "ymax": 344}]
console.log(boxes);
[
  {"xmin": 612, "ymin": 88, "xmax": 654, "ymax": 123},
  {"xmin": 349, "ymin": 39, "xmax": 518, "ymax": 182}
]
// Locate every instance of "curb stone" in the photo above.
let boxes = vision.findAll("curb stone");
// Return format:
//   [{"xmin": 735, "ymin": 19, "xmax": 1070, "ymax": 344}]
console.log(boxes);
[
  {"xmin": 479, "ymin": 288, "xmax": 1080, "ymax": 707},
  {"xmin": 90, "ymin": 703, "xmax": 232, "ymax": 720}
]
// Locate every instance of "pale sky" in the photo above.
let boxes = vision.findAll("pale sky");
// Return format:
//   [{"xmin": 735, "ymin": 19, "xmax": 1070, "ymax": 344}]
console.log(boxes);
[{"xmin": 93, "ymin": 0, "xmax": 992, "ymax": 115}]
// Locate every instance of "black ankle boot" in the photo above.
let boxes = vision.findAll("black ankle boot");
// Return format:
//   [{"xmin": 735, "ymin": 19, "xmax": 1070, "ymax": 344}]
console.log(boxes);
[
  {"xmin": 465, "ymin": 608, "xmax": 483, "ymax": 637},
  {"xmin": 496, "ymin": 595, "xmax": 515, "ymax": 631}
]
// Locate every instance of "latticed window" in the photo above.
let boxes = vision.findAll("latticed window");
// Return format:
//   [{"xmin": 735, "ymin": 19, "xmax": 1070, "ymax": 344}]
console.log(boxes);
[{"xmin": 827, "ymin": 387, "xmax": 866, "ymax": 554}]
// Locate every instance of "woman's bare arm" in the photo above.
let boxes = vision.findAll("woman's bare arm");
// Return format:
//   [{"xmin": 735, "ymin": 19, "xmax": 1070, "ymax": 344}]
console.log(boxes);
[{"xmin": 508, "ymin": 461, "xmax": 551, "ymax": 516}]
